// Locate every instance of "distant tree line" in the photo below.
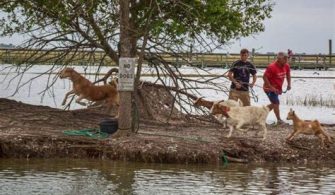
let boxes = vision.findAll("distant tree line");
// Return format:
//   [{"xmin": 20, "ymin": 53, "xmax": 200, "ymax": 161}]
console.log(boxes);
[{"xmin": 0, "ymin": 43, "xmax": 16, "ymax": 49}]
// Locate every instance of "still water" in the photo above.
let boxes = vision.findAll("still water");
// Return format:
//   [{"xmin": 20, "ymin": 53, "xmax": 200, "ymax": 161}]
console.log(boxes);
[{"xmin": 1, "ymin": 159, "xmax": 335, "ymax": 195}]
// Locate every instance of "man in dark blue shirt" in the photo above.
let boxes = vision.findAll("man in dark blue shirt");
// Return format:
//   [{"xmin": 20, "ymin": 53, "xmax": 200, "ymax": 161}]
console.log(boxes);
[{"xmin": 227, "ymin": 48, "xmax": 257, "ymax": 106}]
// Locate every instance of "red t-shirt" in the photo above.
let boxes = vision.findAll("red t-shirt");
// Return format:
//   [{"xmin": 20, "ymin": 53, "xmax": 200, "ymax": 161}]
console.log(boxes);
[{"xmin": 263, "ymin": 62, "xmax": 290, "ymax": 94}]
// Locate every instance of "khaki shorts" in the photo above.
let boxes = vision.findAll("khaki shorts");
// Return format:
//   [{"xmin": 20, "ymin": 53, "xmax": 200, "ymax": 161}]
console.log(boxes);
[{"xmin": 228, "ymin": 89, "xmax": 250, "ymax": 106}]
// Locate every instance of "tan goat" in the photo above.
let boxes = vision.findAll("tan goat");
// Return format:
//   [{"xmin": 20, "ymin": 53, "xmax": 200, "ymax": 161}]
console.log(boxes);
[
  {"xmin": 286, "ymin": 108, "xmax": 333, "ymax": 147},
  {"xmin": 59, "ymin": 67, "xmax": 119, "ymax": 115}
]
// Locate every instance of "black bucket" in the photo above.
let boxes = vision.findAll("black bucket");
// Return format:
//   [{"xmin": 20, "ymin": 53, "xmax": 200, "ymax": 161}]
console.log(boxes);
[{"xmin": 99, "ymin": 118, "xmax": 118, "ymax": 134}]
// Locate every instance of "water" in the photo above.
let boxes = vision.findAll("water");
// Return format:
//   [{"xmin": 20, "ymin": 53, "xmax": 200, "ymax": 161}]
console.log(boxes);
[
  {"xmin": 1, "ymin": 159, "xmax": 335, "ymax": 195},
  {"xmin": 0, "ymin": 64, "xmax": 334, "ymax": 124}
]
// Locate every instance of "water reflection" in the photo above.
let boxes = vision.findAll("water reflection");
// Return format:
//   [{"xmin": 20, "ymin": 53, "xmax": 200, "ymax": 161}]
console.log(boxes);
[{"xmin": 0, "ymin": 159, "xmax": 335, "ymax": 194}]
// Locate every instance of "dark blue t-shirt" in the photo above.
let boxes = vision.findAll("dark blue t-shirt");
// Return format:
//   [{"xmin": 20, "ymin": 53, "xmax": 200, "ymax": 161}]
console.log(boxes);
[{"xmin": 229, "ymin": 60, "xmax": 257, "ymax": 91}]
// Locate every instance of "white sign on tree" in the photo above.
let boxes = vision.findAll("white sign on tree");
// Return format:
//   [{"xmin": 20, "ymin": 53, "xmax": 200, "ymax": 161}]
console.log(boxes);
[{"xmin": 118, "ymin": 57, "xmax": 136, "ymax": 91}]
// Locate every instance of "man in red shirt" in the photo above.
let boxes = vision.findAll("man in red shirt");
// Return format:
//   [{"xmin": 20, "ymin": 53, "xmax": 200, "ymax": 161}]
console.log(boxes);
[{"xmin": 263, "ymin": 52, "xmax": 292, "ymax": 125}]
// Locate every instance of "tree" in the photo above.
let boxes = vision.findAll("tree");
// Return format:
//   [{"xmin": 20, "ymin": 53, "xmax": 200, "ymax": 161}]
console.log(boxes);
[{"xmin": 0, "ymin": 0, "xmax": 273, "ymax": 134}]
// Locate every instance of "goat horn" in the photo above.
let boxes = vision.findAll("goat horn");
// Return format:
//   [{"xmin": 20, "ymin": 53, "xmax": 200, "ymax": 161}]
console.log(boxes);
[{"xmin": 217, "ymin": 99, "xmax": 225, "ymax": 103}]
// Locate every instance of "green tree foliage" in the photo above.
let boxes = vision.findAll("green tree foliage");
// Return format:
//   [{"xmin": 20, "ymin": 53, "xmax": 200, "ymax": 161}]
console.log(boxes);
[
  {"xmin": 0, "ymin": 0, "xmax": 273, "ymax": 58},
  {"xmin": 0, "ymin": 0, "xmax": 273, "ymax": 115}
]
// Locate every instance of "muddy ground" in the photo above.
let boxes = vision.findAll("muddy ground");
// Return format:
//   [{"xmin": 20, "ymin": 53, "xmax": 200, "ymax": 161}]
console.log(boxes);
[{"xmin": 0, "ymin": 84, "xmax": 335, "ymax": 164}]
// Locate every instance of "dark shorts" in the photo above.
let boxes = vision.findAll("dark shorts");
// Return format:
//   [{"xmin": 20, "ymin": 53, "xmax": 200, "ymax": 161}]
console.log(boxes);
[{"xmin": 265, "ymin": 92, "xmax": 280, "ymax": 104}]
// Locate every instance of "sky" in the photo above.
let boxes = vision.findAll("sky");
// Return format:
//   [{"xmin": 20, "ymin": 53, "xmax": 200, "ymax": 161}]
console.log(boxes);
[
  {"xmin": 0, "ymin": 0, "xmax": 334, "ymax": 54},
  {"xmin": 227, "ymin": 0, "xmax": 335, "ymax": 54}
]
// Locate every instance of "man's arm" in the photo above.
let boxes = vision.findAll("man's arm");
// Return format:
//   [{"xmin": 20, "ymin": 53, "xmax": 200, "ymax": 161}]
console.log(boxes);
[
  {"xmin": 250, "ymin": 74, "xmax": 257, "ymax": 87},
  {"xmin": 286, "ymin": 71, "xmax": 291, "ymax": 91},
  {"xmin": 228, "ymin": 71, "xmax": 242, "ymax": 89}
]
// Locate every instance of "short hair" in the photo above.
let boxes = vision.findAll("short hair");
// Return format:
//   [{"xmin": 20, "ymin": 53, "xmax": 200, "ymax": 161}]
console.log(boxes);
[
  {"xmin": 240, "ymin": 48, "xmax": 249, "ymax": 55},
  {"xmin": 277, "ymin": 52, "xmax": 288, "ymax": 59}
]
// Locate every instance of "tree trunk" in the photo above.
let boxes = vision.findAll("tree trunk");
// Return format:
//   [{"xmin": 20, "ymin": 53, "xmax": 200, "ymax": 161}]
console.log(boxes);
[{"xmin": 117, "ymin": 0, "xmax": 132, "ymax": 136}]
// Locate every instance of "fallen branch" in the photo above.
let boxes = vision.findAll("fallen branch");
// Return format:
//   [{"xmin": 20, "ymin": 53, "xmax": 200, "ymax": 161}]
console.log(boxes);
[{"xmin": 140, "ymin": 81, "xmax": 198, "ymax": 100}]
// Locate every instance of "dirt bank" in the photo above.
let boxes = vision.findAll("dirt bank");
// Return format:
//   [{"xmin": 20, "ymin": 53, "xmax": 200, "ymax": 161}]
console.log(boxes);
[{"xmin": 1, "ymin": 97, "xmax": 335, "ymax": 164}]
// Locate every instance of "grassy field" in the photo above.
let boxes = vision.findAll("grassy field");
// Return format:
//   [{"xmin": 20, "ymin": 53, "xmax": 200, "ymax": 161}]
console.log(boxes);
[
  {"xmin": 0, "ymin": 48, "xmax": 334, "ymax": 69},
  {"xmin": 285, "ymin": 95, "xmax": 335, "ymax": 107}
]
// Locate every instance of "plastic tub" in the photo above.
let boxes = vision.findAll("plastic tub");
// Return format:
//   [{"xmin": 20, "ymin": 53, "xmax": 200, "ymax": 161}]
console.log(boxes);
[{"xmin": 99, "ymin": 118, "xmax": 118, "ymax": 134}]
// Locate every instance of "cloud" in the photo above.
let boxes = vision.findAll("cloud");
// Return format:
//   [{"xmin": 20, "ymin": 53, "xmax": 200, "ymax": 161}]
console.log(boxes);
[{"xmin": 227, "ymin": 0, "xmax": 335, "ymax": 54}]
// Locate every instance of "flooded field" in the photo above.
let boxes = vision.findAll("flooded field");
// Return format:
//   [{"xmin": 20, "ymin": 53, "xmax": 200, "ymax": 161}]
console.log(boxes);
[{"xmin": 0, "ymin": 64, "xmax": 334, "ymax": 124}]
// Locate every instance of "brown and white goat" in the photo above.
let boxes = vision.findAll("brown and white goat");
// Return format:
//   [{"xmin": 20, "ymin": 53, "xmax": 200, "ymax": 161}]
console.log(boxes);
[
  {"xmin": 286, "ymin": 108, "xmax": 333, "ymax": 147},
  {"xmin": 211, "ymin": 103, "xmax": 272, "ymax": 140},
  {"xmin": 59, "ymin": 67, "xmax": 119, "ymax": 115},
  {"xmin": 193, "ymin": 97, "xmax": 242, "ymax": 127}
]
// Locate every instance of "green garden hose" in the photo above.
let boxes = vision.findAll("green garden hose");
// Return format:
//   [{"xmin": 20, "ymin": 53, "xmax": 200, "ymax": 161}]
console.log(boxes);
[{"xmin": 63, "ymin": 128, "xmax": 109, "ymax": 139}]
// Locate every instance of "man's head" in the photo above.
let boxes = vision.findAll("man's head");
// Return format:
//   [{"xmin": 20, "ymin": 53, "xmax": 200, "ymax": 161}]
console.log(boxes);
[
  {"xmin": 240, "ymin": 48, "xmax": 249, "ymax": 62},
  {"xmin": 276, "ymin": 52, "xmax": 288, "ymax": 66}
]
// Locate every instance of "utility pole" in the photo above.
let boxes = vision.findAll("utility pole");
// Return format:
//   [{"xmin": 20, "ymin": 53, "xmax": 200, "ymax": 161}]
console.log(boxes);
[
  {"xmin": 329, "ymin": 39, "xmax": 332, "ymax": 67},
  {"xmin": 117, "ymin": 0, "xmax": 133, "ymax": 136}
]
